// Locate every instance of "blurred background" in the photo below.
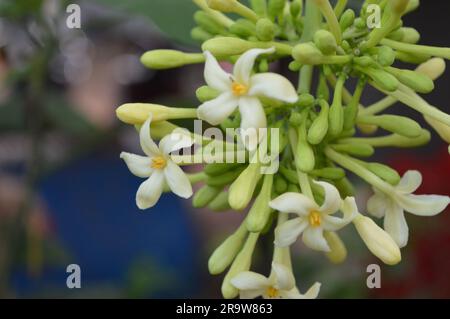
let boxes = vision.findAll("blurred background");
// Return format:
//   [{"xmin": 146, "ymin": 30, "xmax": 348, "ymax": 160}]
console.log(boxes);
[{"xmin": 0, "ymin": 0, "xmax": 449, "ymax": 298}]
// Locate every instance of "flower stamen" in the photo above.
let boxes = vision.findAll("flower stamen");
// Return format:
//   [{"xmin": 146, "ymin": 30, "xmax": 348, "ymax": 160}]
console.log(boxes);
[
  {"xmin": 266, "ymin": 286, "xmax": 280, "ymax": 298},
  {"xmin": 151, "ymin": 156, "xmax": 167, "ymax": 169},
  {"xmin": 231, "ymin": 82, "xmax": 249, "ymax": 96},
  {"xmin": 308, "ymin": 211, "xmax": 322, "ymax": 227}
]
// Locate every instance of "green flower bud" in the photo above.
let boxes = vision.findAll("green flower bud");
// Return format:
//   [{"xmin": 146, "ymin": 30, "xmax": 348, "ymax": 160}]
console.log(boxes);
[
  {"xmin": 116, "ymin": 103, "xmax": 197, "ymax": 124},
  {"xmin": 250, "ymin": 0, "xmax": 268, "ymax": 16},
  {"xmin": 298, "ymin": 93, "xmax": 316, "ymax": 107},
  {"xmin": 245, "ymin": 174, "xmax": 274, "ymax": 232},
  {"xmin": 207, "ymin": 0, "xmax": 238, "ymax": 12},
  {"xmin": 376, "ymin": 46, "xmax": 396, "ymax": 66},
  {"xmin": 290, "ymin": 0, "xmax": 302, "ymax": 18},
  {"xmin": 424, "ymin": 116, "xmax": 450, "ymax": 144},
  {"xmin": 292, "ymin": 42, "xmax": 351, "ymax": 65},
  {"xmin": 406, "ymin": 0, "xmax": 420, "ymax": 13},
  {"xmin": 308, "ymin": 100, "xmax": 329, "ymax": 144},
  {"xmin": 311, "ymin": 167, "xmax": 346, "ymax": 180},
  {"xmin": 256, "ymin": 18, "xmax": 275, "ymax": 41},
  {"xmin": 287, "ymin": 183, "xmax": 300, "ymax": 193},
  {"xmin": 295, "ymin": 125, "xmax": 315, "ymax": 172},
  {"xmin": 353, "ymin": 215, "xmax": 401, "ymax": 265},
  {"xmin": 339, "ymin": 9, "xmax": 355, "ymax": 31},
  {"xmin": 274, "ymin": 175, "xmax": 288, "ymax": 194},
  {"xmin": 146, "ymin": 121, "xmax": 179, "ymax": 140},
  {"xmin": 386, "ymin": 66, "xmax": 434, "ymax": 94},
  {"xmin": 358, "ymin": 114, "xmax": 423, "ymax": 138},
  {"xmin": 360, "ymin": 67, "xmax": 399, "ymax": 92},
  {"xmin": 191, "ymin": 27, "xmax": 213, "ymax": 42},
  {"xmin": 207, "ymin": 167, "xmax": 245, "ymax": 187},
  {"xmin": 313, "ymin": 30, "xmax": 337, "ymax": 55},
  {"xmin": 194, "ymin": 11, "xmax": 226, "ymax": 34},
  {"xmin": 229, "ymin": 19, "xmax": 256, "ymax": 38},
  {"xmin": 259, "ymin": 59, "xmax": 269, "ymax": 72},
  {"xmin": 140, "ymin": 50, "xmax": 205, "ymax": 70},
  {"xmin": 228, "ymin": 163, "xmax": 262, "ymax": 210},
  {"xmin": 366, "ymin": 162, "xmax": 401, "ymax": 185},
  {"xmin": 289, "ymin": 112, "xmax": 303, "ymax": 127},
  {"xmin": 279, "ymin": 166, "xmax": 298, "ymax": 184},
  {"xmin": 396, "ymin": 51, "xmax": 431, "ymax": 64},
  {"xmin": 208, "ymin": 191, "xmax": 231, "ymax": 211},
  {"xmin": 415, "ymin": 58, "xmax": 446, "ymax": 80},
  {"xmin": 340, "ymin": 40, "xmax": 351, "ymax": 52},
  {"xmin": 343, "ymin": 79, "xmax": 365, "ymax": 131},
  {"xmin": 196, "ymin": 85, "xmax": 220, "ymax": 102},
  {"xmin": 316, "ymin": 73, "xmax": 330, "ymax": 101},
  {"xmin": 334, "ymin": 177, "xmax": 354, "ymax": 197},
  {"xmin": 202, "ymin": 37, "xmax": 256, "ymax": 56},
  {"xmin": 331, "ymin": 143, "xmax": 375, "ymax": 157},
  {"xmin": 399, "ymin": 27, "xmax": 420, "ymax": 44},
  {"xmin": 324, "ymin": 231, "xmax": 347, "ymax": 264},
  {"xmin": 193, "ymin": 185, "xmax": 223, "ymax": 208},
  {"xmin": 354, "ymin": 17, "xmax": 366, "ymax": 30},
  {"xmin": 268, "ymin": 0, "xmax": 286, "ymax": 20},
  {"xmin": 354, "ymin": 56, "xmax": 376, "ymax": 67},
  {"xmin": 208, "ymin": 224, "xmax": 248, "ymax": 275},
  {"xmin": 222, "ymin": 233, "xmax": 259, "ymax": 298},
  {"xmin": 205, "ymin": 162, "xmax": 244, "ymax": 176},
  {"xmin": 328, "ymin": 75, "xmax": 345, "ymax": 137},
  {"xmin": 288, "ymin": 60, "xmax": 302, "ymax": 71}
]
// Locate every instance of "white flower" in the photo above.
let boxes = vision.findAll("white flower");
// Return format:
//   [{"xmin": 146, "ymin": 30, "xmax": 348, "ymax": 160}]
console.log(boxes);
[
  {"xmin": 231, "ymin": 262, "xmax": 321, "ymax": 299},
  {"xmin": 198, "ymin": 48, "xmax": 298, "ymax": 150},
  {"xmin": 270, "ymin": 181, "xmax": 357, "ymax": 252},
  {"xmin": 367, "ymin": 170, "xmax": 450, "ymax": 248},
  {"xmin": 120, "ymin": 116, "xmax": 194, "ymax": 209}
]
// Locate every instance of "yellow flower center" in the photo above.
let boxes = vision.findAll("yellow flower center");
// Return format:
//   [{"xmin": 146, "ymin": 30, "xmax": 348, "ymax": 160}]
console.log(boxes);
[
  {"xmin": 151, "ymin": 156, "xmax": 167, "ymax": 170},
  {"xmin": 266, "ymin": 286, "xmax": 280, "ymax": 298},
  {"xmin": 308, "ymin": 210, "xmax": 322, "ymax": 227},
  {"xmin": 232, "ymin": 82, "xmax": 249, "ymax": 96}
]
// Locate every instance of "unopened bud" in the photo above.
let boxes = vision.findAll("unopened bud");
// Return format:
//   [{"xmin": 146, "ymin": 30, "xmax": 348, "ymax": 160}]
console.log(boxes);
[
  {"xmin": 141, "ymin": 50, "xmax": 204, "ymax": 70},
  {"xmin": 324, "ymin": 231, "xmax": 347, "ymax": 264},
  {"xmin": 228, "ymin": 163, "xmax": 262, "ymax": 210},
  {"xmin": 314, "ymin": 30, "xmax": 337, "ymax": 55}
]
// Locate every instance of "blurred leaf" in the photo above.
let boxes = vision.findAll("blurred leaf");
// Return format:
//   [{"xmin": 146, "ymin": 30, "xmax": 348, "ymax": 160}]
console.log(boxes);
[
  {"xmin": 95, "ymin": 0, "xmax": 198, "ymax": 46},
  {"xmin": 0, "ymin": 98, "xmax": 25, "ymax": 131},
  {"xmin": 0, "ymin": 0, "xmax": 43, "ymax": 18}
]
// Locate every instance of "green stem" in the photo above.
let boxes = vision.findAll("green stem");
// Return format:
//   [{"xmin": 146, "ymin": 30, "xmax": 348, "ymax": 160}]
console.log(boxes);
[
  {"xmin": 380, "ymin": 38, "xmax": 450, "ymax": 60},
  {"xmin": 288, "ymin": 128, "xmax": 314, "ymax": 199},
  {"xmin": 360, "ymin": 96, "xmax": 397, "ymax": 115}
]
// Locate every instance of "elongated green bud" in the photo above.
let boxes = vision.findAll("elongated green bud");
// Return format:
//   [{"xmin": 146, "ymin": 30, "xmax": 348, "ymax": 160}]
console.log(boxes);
[
  {"xmin": 316, "ymin": 73, "xmax": 330, "ymax": 101},
  {"xmin": 308, "ymin": 100, "xmax": 329, "ymax": 144},
  {"xmin": 405, "ymin": 0, "xmax": 419, "ymax": 13},
  {"xmin": 289, "ymin": 112, "xmax": 303, "ymax": 127},
  {"xmin": 208, "ymin": 191, "xmax": 231, "ymax": 211},
  {"xmin": 385, "ymin": 66, "xmax": 434, "ymax": 94},
  {"xmin": 268, "ymin": 0, "xmax": 286, "ymax": 20},
  {"xmin": 279, "ymin": 166, "xmax": 298, "ymax": 184},
  {"xmin": 376, "ymin": 46, "xmax": 396, "ymax": 66},
  {"xmin": 194, "ymin": 11, "xmax": 226, "ymax": 34},
  {"xmin": 222, "ymin": 233, "xmax": 259, "ymax": 298},
  {"xmin": 202, "ymin": 37, "xmax": 256, "ymax": 56},
  {"xmin": 256, "ymin": 18, "xmax": 275, "ymax": 41},
  {"xmin": 354, "ymin": 56, "xmax": 376, "ymax": 67},
  {"xmin": 196, "ymin": 85, "xmax": 220, "ymax": 102},
  {"xmin": 332, "ymin": 143, "xmax": 375, "ymax": 157},
  {"xmin": 358, "ymin": 114, "xmax": 422, "ymax": 138},
  {"xmin": 116, "ymin": 103, "xmax": 197, "ymax": 124},
  {"xmin": 339, "ymin": 9, "xmax": 355, "ymax": 31},
  {"xmin": 251, "ymin": 0, "xmax": 267, "ymax": 16},
  {"xmin": 140, "ymin": 50, "xmax": 205, "ymax": 70},
  {"xmin": 353, "ymin": 215, "xmax": 401, "ymax": 265},
  {"xmin": 396, "ymin": 51, "xmax": 431, "ymax": 64},
  {"xmin": 228, "ymin": 163, "xmax": 262, "ymax": 210},
  {"xmin": 287, "ymin": 183, "xmax": 300, "ymax": 193},
  {"xmin": 424, "ymin": 116, "xmax": 450, "ymax": 144},
  {"xmin": 366, "ymin": 162, "xmax": 401, "ymax": 185},
  {"xmin": 145, "ymin": 121, "xmax": 179, "ymax": 140},
  {"xmin": 274, "ymin": 175, "xmax": 288, "ymax": 194},
  {"xmin": 335, "ymin": 177, "xmax": 354, "ymax": 197},
  {"xmin": 230, "ymin": 19, "xmax": 256, "ymax": 37},
  {"xmin": 208, "ymin": 224, "xmax": 248, "ymax": 275},
  {"xmin": 399, "ymin": 27, "xmax": 420, "ymax": 44},
  {"xmin": 193, "ymin": 185, "xmax": 223, "ymax": 208},
  {"xmin": 324, "ymin": 231, "xmax": 347, "ymax": 264},
  {"xmin": 292, "ymin": 42, "xmax": 351, "ymax": 65},
  {"xmin": 207, "ymin": 167, "xmax": 244, "ymax": 187},
  {"xmin": 205, "ymin": 162, "xmax": 243, "ymax": 176},
  {"xmin": 298, "ymin": 93, "xmax": 316, "ymax": 107},
  {"xmin": 296, "ymin": 124, "xmax": 315, "ymax": 172},
  {"xmin": 359, "ymin": 67, "xmax": 399, "ymax": 92},
  {"xmin": 328, "ymin": 74, "xmax": 346, "ymax": 137},
  {"xmin": 246, "ymin": 174, "xmax": 274, "ymax": 232},
  {"xmin": 191, "ymin": 27, "xmax": 213, "ymax": 42},
  {"xmin": 415, "ymin": 58, "xmax": 446, "ymax": 80},
  {"xmin": 311, "ymin": 167, "xmax": 346, "ymax": 180},
  {"xmin": 290, "ymin": 0, "xmax": 302, "ymax": 18},
  {"xmin": 344, "ymin": 79, "xmax": 365, "ymax": 130},
  {"xmin": 313, "ymin": 0, "xmax": 342, "ymax": 43},
  {"xmin": 207, "ymin": 0, "xmax": 239, "ymax": 12},
  {"xmin": 314, "ymin": 30, "xmax": 337, "ymax": 55},
  {"xmin": 289, "ymin": 60, "xmax": 302, "ymax": 71}
]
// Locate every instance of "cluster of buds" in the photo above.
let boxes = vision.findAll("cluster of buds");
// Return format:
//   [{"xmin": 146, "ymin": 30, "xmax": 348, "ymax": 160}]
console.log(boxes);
[{"xmin": 116, "ymin": 0, "xmax": 450, "ymax": 299}]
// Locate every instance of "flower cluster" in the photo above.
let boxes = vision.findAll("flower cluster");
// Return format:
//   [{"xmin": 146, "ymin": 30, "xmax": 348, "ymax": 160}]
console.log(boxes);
[{"xmin": 117, "ymin": 0, "xmax": 450, "ymax": 299}]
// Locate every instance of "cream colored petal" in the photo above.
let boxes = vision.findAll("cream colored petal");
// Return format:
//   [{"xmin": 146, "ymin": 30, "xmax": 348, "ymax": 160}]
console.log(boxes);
[
  {"xmin": 238, "ymin": 96, "xmax": 267, "ymax": 151},
  {"xmin": 164, "ymin": 161, "xmax": 193, "ymax": 199},
  {"xmin": 269, "ymin": 193, "xmax": 318, "ymax": 216},
  {"xmin": 397, "ymin": 193, "xmax": 450, "ymax": 216},
  {"xmin": 271, "ymin": 262, "xmax": 295, "ymax": 291},
  {"xmin": 314, "ymin": 181, "xmax": 342, "ymax": 215},
  {"xmin": 233, "ymin": 48, "xmax": 275, "ymax": 85},
  {"xmin": 367, "ymin": 191, "xmax": 388, "ymax": 218},
  {"xmin": 302, "ymin": 282, "xmax": 322, "ymax": 299},
  {"xmin": 240, "ymin": 289, "xmax": 265, "ymax": 299},
  {"xmin": 159, "ymin": 129, "xmax": 194, "ymax": 155},
  {"xmin": 383, "ymin": 201, "xmax": 409, "ymax": 248},
  {"xmin": 139, "ymin": 116, "xmax": 160, "ymax": 157},
  {"xmin": 302, "ymin": 227, "xmax": 330, "ymax": 252},
  {"xmin": 197, "ymin": 92, "xmax": 238, "ymax": 125},
  {"xmin": 203, "ymin": 51, "xmax": 232, "ymax": 92},
  {"xmin": 396, "ymin": 170, "xmax": 422, "ymax": 194},
  {"xmin": 120, "ymin": 152, "xmax": 152, "ymax": 178},
  {"xmin": 231, "ymin": 271, "xmax": 269, "ymax": 291},
  {"xmin": 249, "ymin": 73, "xmax": 298, "ymax": 103},
  {"xmin": 274, "ymin": 218, "xmax": 308, "ymax": 247},
  {"xmin": 135, "ymin": 171, "xmax": 165, "ymax": 209}
]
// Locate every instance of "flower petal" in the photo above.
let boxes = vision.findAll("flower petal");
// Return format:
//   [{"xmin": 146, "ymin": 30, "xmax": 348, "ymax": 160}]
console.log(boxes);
[
  {"xmin": 120, "ymin": 152, "xmax": 152, "ymax": 178},
  {"xmin": 396, "ymin": 170, "xmax": 422, "ymax": 194},
  {"xmin": 396, "ymin": 193, "xmax": 450, "ymax": 216},
  {"xmin": 271, "ymin": 262, "xmax": 295, "ymax": 291},
  {"xmin": 383, "ymin": 201, "xmax": 409, "ymax": 248},
  {"xmin": 159, "ymin": 128, "xmax": 194, "ymax": 155},
  {"xmin": 240, "ymin": 289, "xmax": 265, "ymax": 299},
  {"xmin": 314, "ymin": 181, "xmax": 342, "ymax": 215},
  {"xmin": 135, "ymin": 171, "xmax": 165, "ymax": 209},
  {"xmin": 164, "ymin": 161, "xmax": 193, "ymax": 199},
  {"xmin": 303, "ymin": 282, "xmax": 322, "ymax": 299},
  {"xmin": 197, "ymin": 92, "xmax": 238, "ymax": 125},
  {"xmin": 249, "ymin": 73, "xmax": 298, "ymax": 103},
  {"xmin": 204, "ymin": 51, "xmax": 232, "ymax": 92},
  {"xmin": 139, "ymin": 116, "xmax": 160, "ymax": 157},
  {"xmin": 231, "ymin": 271, "xmax": 269, "ymax": 291},
  {"xmin": 274, "ymin": 218, "xmax": 308, "ymax": 247},
  {"xmin": 367, "ymin": 191, "xmax": 388, "ymax": 218},
  {"xmin": 233, "ymin": 48, "xmax": 275, "ymax": 85},
  {"xmin": 269, "ymin": 193, "xmax": 317, "ymax": 216},
  {"xmin": 238, "ymin": 96, "xmax": 267, "ymax": 151},
  {"xmin": 302, "ymin": 227, "xmax": 330, "ymax": 252}
]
